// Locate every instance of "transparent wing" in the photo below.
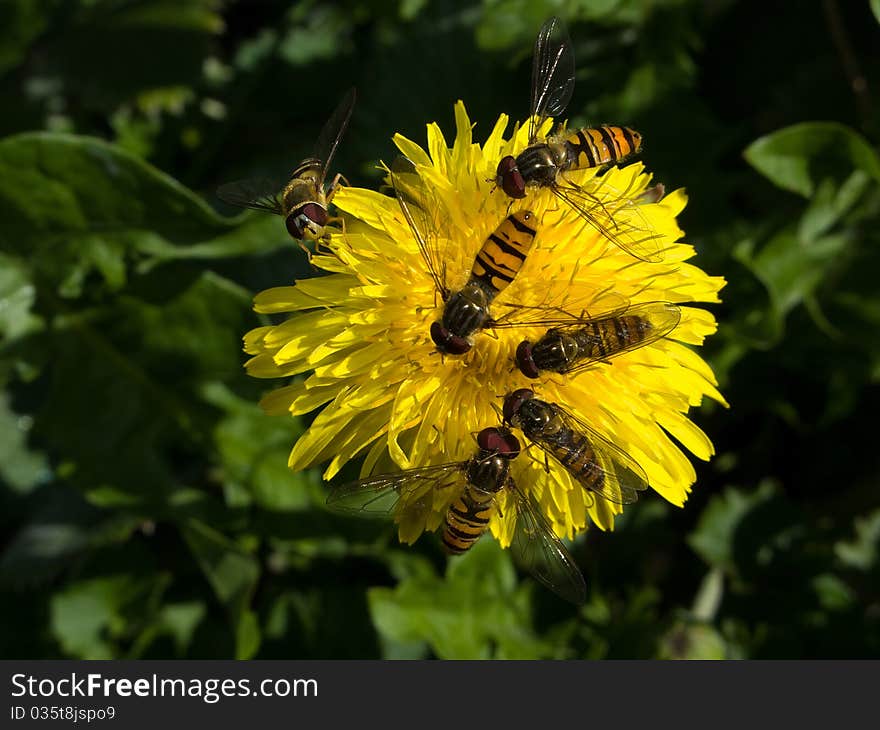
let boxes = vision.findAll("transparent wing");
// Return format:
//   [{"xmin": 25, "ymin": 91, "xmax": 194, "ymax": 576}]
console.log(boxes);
[
  {"xmin": 326, "ymin": 461, "xmax": 466, "ymax": 519},
  {"xmin": 490, "ymin": 291, "xmax": 631, "ymax": 330},
  {"xmin": 312, "ymin": 87, "xmax": 356, "ymax": 187},
  {"xmin": 553, "ymin": 302, "xmax": 682, "ymax": 375},
  {"xmin": 552, "ymin": 178, "xmax": 665, "ymax": 263},
  {"xmin": 390, "ymin": 155, "xmax": 449, "ymax": 299},
  {"xmin": 636, "ymin": 182, "xmax": 665, "ymax": 205},
  {"xmin": 542, "ymin": 401, "xmax": 650, "ymax": 504},
  {"xmin": 508, "ymin": 479, "xmax": 586, "ymax": 604},
  {"xmin": 216, "ymin": 176, "xmax": 286, "ymax": 215},
  {"xmin": 528, "ymin": 16, "xmax": 575, "ymax": 143}
]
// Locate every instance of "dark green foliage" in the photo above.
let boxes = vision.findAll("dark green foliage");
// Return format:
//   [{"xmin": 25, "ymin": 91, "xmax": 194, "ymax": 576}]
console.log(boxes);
[{"xmin": 1, "ymin": 0, "xmax": 879, "ymax": 659}]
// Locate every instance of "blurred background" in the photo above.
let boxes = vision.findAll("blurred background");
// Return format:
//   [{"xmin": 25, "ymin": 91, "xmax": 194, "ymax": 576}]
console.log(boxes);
[{"xmin": 1, "ymin": 0, "xmax": 879, "ymax": 659}]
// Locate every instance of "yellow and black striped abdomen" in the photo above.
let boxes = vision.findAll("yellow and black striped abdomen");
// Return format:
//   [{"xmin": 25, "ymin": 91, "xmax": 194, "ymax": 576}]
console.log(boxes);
[
  {"xmin": 562, "ymin": 126, "xmax": 642, "ymax": 170},
  {"xmin": 548, "ymin": 425, "xmax": 605, "ymax": 495},
  {"xmin": 470, "ymin": 210, "xmax": 537, "ymax": 294},
  {"xmin": 441, "ymin": 486, "xmax": 495, "ymax": 555},
  {"xmin": 575, "ymin": 314, "xmax": 652, "ymax": 359}
]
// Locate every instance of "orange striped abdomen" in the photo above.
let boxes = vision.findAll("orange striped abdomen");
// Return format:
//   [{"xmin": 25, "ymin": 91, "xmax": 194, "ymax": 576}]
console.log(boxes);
[
  {"xmin": 561, "ymin": 126, "xmax": 642, "ymax": 170},
  {"xmin": 441, "ymin": 486, "xmax": 495, "ymax": 555},
  {"xmin": 544, "ymin": 420, "xmax": 605, "ymax": 496},
  {"xmin": 469, "ymin": 211, "xmax": 537, "ymax": 295},
  {"xmin": 572, "ymin": 314, "xmax": 652, "ymax": 360}
]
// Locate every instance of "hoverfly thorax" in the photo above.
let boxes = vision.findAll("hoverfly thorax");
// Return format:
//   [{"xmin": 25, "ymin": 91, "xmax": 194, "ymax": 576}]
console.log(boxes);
[
  {"xmin": 517, "ymin": 143, "xmax": 560, "ymax": 187},
  {"xmin": 516, "ymin": 329, "xmax": 577, "ymax": 379},
  {"xmin": 432, "ymin": 282, "xmax": 493, "ymax": 354},
  {"xmin": 465, "ymin": 453, "xmax": 509, "ymax": 494},
  {"xmin": 502, "ymin": 388, "xmax": 536, "ymax": 426}
]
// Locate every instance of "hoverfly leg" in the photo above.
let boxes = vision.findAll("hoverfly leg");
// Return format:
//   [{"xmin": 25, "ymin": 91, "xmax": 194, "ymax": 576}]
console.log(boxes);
[
  {"xmin": 325, "ymin": 172, "xmax": 350, "ymax": 204},
  {"xmin": 316, "ymin": 215, "xmax": 343, "ymax": 255},
  {"xmin": 297, "ymin": 239, "xmax": 315, "ymax": 264}
]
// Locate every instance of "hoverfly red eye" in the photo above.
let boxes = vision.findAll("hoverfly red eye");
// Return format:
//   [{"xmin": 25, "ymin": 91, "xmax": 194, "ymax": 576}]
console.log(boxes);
[
  {"xmin": 515, "ymin": 341, "xmax": 540, "ymax": 379},
  {"xmin": 496, "ymin": 156, "xmax": 526, "ymax": 199},
  {"xmin": 286, "ymin": 203, "xmax": 328, "ymax": 240},
  {"xmin": 477, "ymin": 427, "xmax": 521, "ymax": 457},
  {"xmin": 430, "ymin": 322, "xmax": 471, "ymax": 355},
  {"xmin": 298, "ymin": 202, "xmax": 328, "ymax": 226}
]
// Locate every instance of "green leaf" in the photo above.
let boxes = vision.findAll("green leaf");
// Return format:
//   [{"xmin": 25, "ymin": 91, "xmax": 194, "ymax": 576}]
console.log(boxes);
[
  {"xmin": 735, "ymin": 226, "xmax": 849, "ymax": 328},
  {"xmin": 28, "ymin": 270, "xmax": 256, "ymax": 512},
  {"xmin": 157, "ymin": 601, "xmax": 207, "ymax": 655},
  {"xmin": 279, "ymin": 7, "xmax": 350, "ymax": 66},
  {"xmin": 0, "ymin": 390, "xmax": 50, "ymax": 494},
  {"xmin": 0, "ymin": 490, "xmax": 138, "ymax": 589},
  {"xmin": 0, "ymin": 253, "xmax": 43, "ymax": 343},
  {"xmin": 691, "ymin": 567, "xmax": 724, "ymax": 622},
  {"xmin": 108, "ymin": 1, "xmax": 225, "ymax": 33},
  {"xmin": 658, "ymin": 622, "xmax": 728, "ymax": 660},
  {"xmin": 38, "ymin": 1, "xmax": 222, "ymax": 109},
  {"xmin": 744, "ymin": 122, "xmax": 880, "ymax": 197},
  {"xmin": 872, "ymin": 0, "xmax": 880, "ymax": 25},
  {"xmin": 688, "ymin": 482, "xmax": 779, "ymax": 570},
  {"xmin": 204, "ymin": 382, "xmax": 315, "ymax": 511},
  {"xmin": 235, "ymin": 608, "xmax": 261, "ymax": 660},
  {"xmin": 835, "ymin": 510, "xmax": 880, "ymax": 571},
  {"xmin": 811, "ymin": 573, "xmax": 855, "ymax": 612},
  {"xmin": 182, "ymin": 520, "xmax": 259, "ymax": 616},
  {"xmin": 0, "ymin": 133, "xmax": 289, "ymax": 296},
  {"xmin": 368, "ymin": 540, "xmax": 557, "ymax": 659},
  {"xmin": 50, "ymin": 574, "xmax": 160, "ymax": 659},
  {"xmin": 0, "ymin": 0, "xmax": 50, "ymax": 75}
]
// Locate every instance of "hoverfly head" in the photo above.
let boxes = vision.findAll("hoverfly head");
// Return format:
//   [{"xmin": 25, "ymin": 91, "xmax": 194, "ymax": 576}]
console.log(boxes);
[
  {"xmin": 502, "ymin": 388, "xmax": 535, "ymax": 427},
  {"xmin": 496, "ymin": 155, "xmax": 526, "ymax": 199},
  {"xmin": 476, "ymin": 427, "xmax": 521, "ymax": 459},
  {"xmin": 430, "ymin": 321, "xmax": 471, "ymax": 355},
  {"xmin": 515, "ymin": 340, "xmax": 540, "ymax": 379},
  {"xmin": 286, "ymin": 202, "xmax": 329, "ymax": 240}
]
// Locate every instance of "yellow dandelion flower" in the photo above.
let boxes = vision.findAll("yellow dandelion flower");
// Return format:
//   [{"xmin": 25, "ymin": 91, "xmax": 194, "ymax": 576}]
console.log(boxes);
[{"xmin": 244, "ymin": 101, "xmax": 725, "ymax": 547}]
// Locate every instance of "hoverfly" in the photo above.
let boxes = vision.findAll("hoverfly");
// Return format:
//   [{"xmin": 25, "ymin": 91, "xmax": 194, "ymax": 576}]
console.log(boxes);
[
  {"xmin": 495, "ymin": 17, "xmax": 662, "ymax": 262},
  {"xmin": 515, "ymin": 301, "xmax": 682, "ymax": 379},
  {"xmin": 217, "ymin": 87, "xmax": 356, "ymax": 243},
  {"xmin": 503, "ymin": 388, "xmax": 649, "ymax": 505},
  {"xmin": 327, "ymin": 426, "xmax": 586, "ymax": 604},
  {"xmin": 391, "ymin": 155, "xmax": 539, "ymax": 355}
]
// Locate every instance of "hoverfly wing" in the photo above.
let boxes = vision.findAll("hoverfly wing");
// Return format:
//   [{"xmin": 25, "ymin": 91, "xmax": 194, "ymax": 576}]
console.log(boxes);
[
  {"xmin": 528, "ymin": 16, "xmax": 576, "ymax": 143},
  {"xmin": 490, "ymin": 290, "xmax": 631, "ymax": 330},
  {"xmin": 636, "ymin": 182, "xmax": 665, "ymax": 205},
  {"xmin": 555, "ymin": 301, "xmax": 682, "ymax": 376},
  {"xmin": 312, "ymin": 87, "xmax": 357, "ymax": 188},
  {"xmin": 390, "ymin": 155, "xmax": 448, "ymax": 299},
  {"xmin": 547, "ymin": 402, "xmax": 650, "ymax": 504},
  {"xmin": 508, "ymin": 479, "xmax": 586, "ymax": 604},
  {"xmin": 326, "ymin": 461, "xmax": 466, "ymax": 519},
  {"xmin": 552, "ymin": 181, "xmax": 665, "ymax": 263},
  {"xmin": 216, "ymin": 176, "xmax": 286, "ymax": 215}
]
